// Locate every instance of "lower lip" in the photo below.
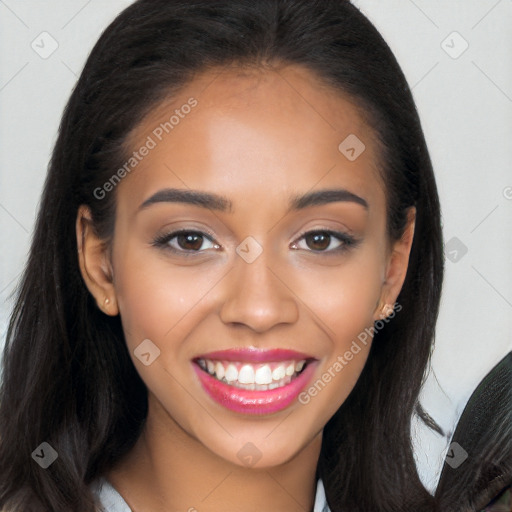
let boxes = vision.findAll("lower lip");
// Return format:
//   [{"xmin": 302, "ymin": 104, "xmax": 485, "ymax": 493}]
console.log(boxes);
[{"xmin": 193, "ymin": 361, "xmax": 317, "ymax": 415}]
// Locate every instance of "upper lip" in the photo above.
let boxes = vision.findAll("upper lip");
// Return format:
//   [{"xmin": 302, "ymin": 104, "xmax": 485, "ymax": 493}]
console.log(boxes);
[{"xmin": 194, "ymin": 347, "xmax": 315, "ymax": 363}]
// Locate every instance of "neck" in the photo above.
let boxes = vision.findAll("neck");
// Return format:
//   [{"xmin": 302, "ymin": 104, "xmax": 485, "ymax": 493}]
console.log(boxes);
[{"xmin": 107, "ymin": 394, "xmax": 322, "ymax": 512}]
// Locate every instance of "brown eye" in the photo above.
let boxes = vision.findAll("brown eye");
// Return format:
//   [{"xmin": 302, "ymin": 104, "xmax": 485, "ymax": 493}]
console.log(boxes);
[
  {"xmin": 153, "ymin": 230, "xmax": 219, "ymax": 255},
  {"xmin": 291, "ymin": 229, "xmax": 358, "ymax": 254},
  {"xmin": 176, "ymin": 232, "xmax": 204, "ymax": 251},
  {"xmin": 304, "ymin": 232, "xmax": 332, "ymax": 251}
]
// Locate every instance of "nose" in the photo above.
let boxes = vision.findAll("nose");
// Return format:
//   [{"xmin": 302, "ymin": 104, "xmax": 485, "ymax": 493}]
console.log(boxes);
[{"xmin": 219, "ymin": 250, "xmax": 299, "ymax": 333}]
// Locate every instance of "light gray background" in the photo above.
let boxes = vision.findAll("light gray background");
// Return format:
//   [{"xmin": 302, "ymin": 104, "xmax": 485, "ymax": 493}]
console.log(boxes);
[{"xmin": 1, "ymin": 0, "xmax": 511, "ymax": 493}]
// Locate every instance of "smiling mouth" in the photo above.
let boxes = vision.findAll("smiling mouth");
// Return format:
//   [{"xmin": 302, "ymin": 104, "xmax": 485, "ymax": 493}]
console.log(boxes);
[{"xmin": 195, "ymin": 358, "xmax": 309, "ymax": 391}]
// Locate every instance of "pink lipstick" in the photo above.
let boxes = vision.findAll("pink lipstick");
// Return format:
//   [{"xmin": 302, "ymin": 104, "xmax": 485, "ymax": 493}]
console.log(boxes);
[{"xmin": 192, "ymin": 348, "xmax": 317, "ymax": 415}]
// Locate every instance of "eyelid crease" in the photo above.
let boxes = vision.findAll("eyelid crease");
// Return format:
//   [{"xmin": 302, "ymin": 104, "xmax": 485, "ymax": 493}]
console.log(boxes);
[{"xmin": 153, "ymin": 225, "xmax": 218, "ymax": 242}]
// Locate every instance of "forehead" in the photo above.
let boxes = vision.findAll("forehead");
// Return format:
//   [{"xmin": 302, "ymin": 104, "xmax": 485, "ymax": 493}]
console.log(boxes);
[{"xmin": 119, "ymin": 64, "xmax": 385, "ymax": 214}]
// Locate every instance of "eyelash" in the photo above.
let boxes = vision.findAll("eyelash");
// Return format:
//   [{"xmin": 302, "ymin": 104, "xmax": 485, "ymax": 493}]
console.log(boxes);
[
  {"xmin": 292, "ymin": 229, "xmax": 359, "ymax": 254},
  {"xmin": 152, "ymin": 228, "xmax": 359, "ymax": 256}
]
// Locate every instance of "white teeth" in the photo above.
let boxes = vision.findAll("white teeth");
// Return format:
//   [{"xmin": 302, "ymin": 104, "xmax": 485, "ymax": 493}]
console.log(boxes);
[
  {"xmin": 225, "ymin": 364, "xmax": 238, "ymax": 382},
  {"xmin": 238, "ymin": 364, "xmax": 255, "ymax": 384},
  {"xmin": 255, "ymin": 365, "xmax": 273, "ymax": 385},
  {"xmin": 215, "ymin": 361, "xmax": 225, "ymax": 380},
  {"xmin": 272, "ymin": 365, "xmax": 286, "ymax": 381},
  {"xmin": 197, "ymin": 358, "xmax": 308, "ymax": 390}
]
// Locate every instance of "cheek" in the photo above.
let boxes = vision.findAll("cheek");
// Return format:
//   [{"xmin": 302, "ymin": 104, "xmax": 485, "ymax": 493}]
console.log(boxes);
[
  {"xmin": 290, "ymin": 250, "xmax": 383, "ymax": 340},
  {"xmin": 289, "ymin": 251, "xmax": 383, "ymax": 420},
  {"xmin": 111, "ymin": 243, "xmax": 226, "ymax": 432},
  {"xmin": 111, "ymin": 239, "xmax": 226, "ymax": 352}
]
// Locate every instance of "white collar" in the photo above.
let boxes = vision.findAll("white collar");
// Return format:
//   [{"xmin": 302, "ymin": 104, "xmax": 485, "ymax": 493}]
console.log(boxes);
[
  {"xmin": 93, "ymin": 476, "xmax": 330, "ymax": 511},
  {"xmin": 314, "ymin": 477, "xmax": 331, "ymax": 512}
]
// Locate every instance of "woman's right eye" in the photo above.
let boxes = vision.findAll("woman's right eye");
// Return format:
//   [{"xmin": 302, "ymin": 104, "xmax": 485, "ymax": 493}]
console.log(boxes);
[{"xmin": 152, "ymin": 230, "xmax": 220, "ymax": 255}]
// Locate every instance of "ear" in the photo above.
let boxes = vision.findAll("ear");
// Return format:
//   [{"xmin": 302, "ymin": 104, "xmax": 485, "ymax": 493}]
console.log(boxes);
[
  {"xmin": 373, "ymin": 207, "xmax": 416, "ymax": 321},
  {"xmin": 76, "ymin": 205, "xmax": 119, "ymax": 316}
]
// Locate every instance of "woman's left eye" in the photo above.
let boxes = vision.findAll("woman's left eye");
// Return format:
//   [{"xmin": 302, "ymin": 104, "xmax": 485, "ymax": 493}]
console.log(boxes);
[{"xmin": 291, "ymin": 230, "xmax": 358, "ymax": 253}]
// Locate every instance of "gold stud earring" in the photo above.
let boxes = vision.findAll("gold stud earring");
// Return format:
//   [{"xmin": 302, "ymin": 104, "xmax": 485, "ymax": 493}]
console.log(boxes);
[{"xmin": 380, "ymin": 303, "xmax": 393, "ymax": 319}]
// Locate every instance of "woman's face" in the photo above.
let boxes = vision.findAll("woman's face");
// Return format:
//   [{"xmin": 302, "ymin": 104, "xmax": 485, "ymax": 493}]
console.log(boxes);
[{"xmin": 79, "ymin": 64, "xmax": 414, "ymax": 468}]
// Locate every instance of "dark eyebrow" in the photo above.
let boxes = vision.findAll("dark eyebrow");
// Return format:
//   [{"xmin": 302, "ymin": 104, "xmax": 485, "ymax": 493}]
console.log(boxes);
[
  {"xmin": 139, "ymin": 188, "xmax": 233, "ymax": 212},
  {"xmin": 289, "ymin": 188, "xmax": 368, "ymax": 210},
  {"xmin": 139, "ymin": 187, "xmax": 368, "ymax": 213}
]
